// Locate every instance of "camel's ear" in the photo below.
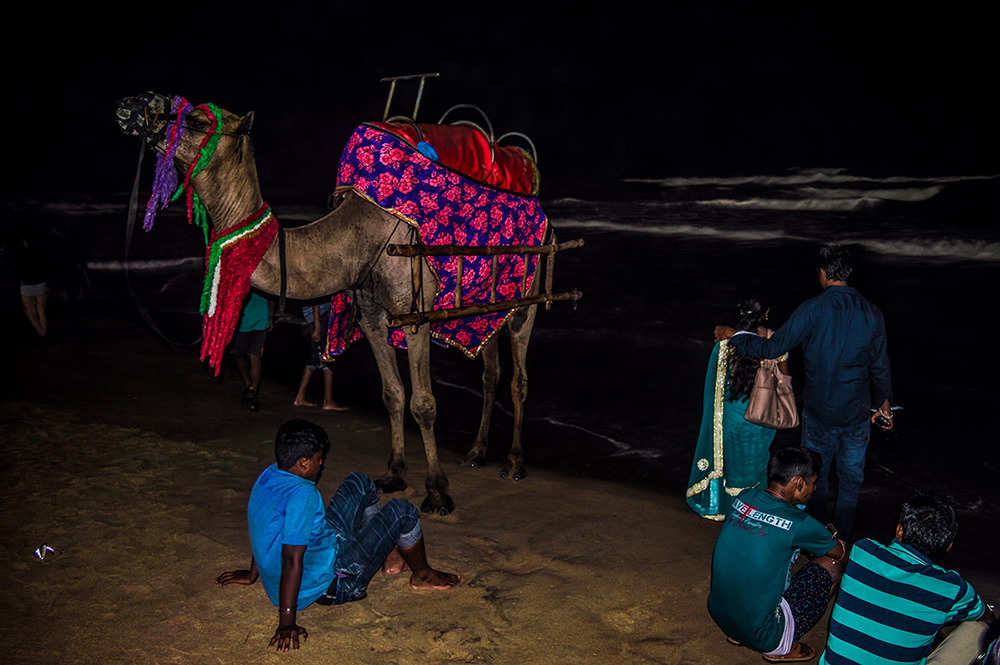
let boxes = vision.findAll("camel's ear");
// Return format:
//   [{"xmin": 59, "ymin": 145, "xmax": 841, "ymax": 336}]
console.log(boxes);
[{"xmin": 238, "ymin": 111, "xmax": 254, "ymax": 135}]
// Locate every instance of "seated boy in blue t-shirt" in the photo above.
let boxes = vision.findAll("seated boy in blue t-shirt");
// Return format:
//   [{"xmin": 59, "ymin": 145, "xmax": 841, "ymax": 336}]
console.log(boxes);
[{"xmin": 217, "ymin": 419, "xmax": 460, "ymax": 651}]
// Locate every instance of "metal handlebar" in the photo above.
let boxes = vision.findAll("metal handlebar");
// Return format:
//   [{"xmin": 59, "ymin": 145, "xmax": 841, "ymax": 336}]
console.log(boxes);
[{"xmin": 438, "ymin": 105, "xmax": 495, "ymax": 169}]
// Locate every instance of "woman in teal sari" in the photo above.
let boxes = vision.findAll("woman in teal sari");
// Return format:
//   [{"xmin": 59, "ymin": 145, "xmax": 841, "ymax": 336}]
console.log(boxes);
[{"xmin": 686, "ymin": 297, "xmax": 790, "ymax": 520}]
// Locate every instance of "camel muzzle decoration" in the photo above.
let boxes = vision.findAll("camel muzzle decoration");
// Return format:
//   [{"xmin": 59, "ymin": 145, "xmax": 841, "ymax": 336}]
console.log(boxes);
[{"xmin": 115, "ymin": 89, "xmax": 582, "ymax": 515}]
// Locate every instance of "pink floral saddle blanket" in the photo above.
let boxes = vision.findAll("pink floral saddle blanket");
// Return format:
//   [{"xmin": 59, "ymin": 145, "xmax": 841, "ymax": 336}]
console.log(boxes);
[{"xmin": 325, "ymin": 123, "xmax": 548, "ymax": 359}]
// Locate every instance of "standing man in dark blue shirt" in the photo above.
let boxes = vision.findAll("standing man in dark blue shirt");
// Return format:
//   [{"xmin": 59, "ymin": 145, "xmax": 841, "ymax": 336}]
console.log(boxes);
[{"xmin": 716, "ymin": 245, "xmax": 893, "ymax": 543}]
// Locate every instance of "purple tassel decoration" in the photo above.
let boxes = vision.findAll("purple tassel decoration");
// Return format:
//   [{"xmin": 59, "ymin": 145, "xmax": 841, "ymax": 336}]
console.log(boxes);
[{"xmin": 142, "ymin": 96, "xmax": 193, "ymax": 231}]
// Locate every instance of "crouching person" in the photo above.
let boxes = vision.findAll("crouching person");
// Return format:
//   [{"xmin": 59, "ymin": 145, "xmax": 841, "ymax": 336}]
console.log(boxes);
[
  {"xmin": 217, "ymin": 419, "xmax": 460, "ymax": 651},
  {"xmin": 709, "ymin": 446, "xmax": 846, "ymax": 662},
  {"xmin": 820, "ymin": 493, "xmax": 996, "ymax": 665}
]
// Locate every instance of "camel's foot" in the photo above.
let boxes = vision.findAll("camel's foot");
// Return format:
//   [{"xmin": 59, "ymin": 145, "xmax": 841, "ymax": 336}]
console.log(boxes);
[
  {"xmin": 420, "ymin": 490, "xmax": 455, "ymax": 516},
  {"xmin": 421, "ymin": 475, "xmax": 454, "ymax": 516},
  {"xmin": 461, "ymin": 449, "xmax": 487, "ymax": 468},
  {"xmin": 500, "ymin": 461, "xmax": 527, "ymax": 481},
  {"xmin": 375, "ymin": 474, "xmax": 407, "ymax": 495}
]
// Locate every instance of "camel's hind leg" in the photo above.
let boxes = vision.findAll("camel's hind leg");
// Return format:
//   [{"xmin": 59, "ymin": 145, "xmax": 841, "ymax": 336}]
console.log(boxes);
[
  {"xmin": 357, "ymin": 298, "xmax": 409, "ymax": 494},
  {"xmin": 502, "ymin": 303, "xmax": 538, "ymax": 481},
  {"xmin": 463, "ymin": 336, "xmax": 500, "ymax": 468}
]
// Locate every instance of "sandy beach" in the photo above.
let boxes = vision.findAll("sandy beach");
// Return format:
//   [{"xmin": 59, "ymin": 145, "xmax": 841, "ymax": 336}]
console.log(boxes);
[
  {"xmin": 4, "ymin": 5, "xmax": 1000, "ymax": 663},
  {"xmin": 2, "ymin": 303, "xmax": 998, "ymax": 665}
]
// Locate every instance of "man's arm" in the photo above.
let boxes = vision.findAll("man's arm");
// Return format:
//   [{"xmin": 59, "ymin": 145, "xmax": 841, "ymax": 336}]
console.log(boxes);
[
  {"xmin": 715, "ymin": 300, "xmax": 817, "ymax": 360},
  {"xmin": 826, "ymin": 538, "xmax": 846, "ymax": 563},
  {"xmin": 270, "ymin": 544, "xmax": 308, "ymax": 652},
  {"xmin": 869, "ymin": 319, "xmax": 894, "ymax": 430},
  {"xmin": 216, "ymin": 556, "xmax": 259, "ymax": 586}
]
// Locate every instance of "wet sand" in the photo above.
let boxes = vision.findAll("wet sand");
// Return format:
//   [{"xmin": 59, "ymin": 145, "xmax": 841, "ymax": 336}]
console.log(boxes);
[{"xmin": 2, "ymin": 306, "xmax": 997, "ymax": 665}]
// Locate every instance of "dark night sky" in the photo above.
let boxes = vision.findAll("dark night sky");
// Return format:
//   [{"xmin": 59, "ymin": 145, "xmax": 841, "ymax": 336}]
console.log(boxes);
[{"xmin": 4, "ymin": 4, "xmax": 997, "ymax": 202}]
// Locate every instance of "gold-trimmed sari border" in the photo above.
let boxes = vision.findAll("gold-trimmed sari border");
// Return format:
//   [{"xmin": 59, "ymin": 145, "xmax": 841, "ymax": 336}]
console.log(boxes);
[{"xmin": 685, "ymin": 340, "xmax": 729, "ymax": 499}]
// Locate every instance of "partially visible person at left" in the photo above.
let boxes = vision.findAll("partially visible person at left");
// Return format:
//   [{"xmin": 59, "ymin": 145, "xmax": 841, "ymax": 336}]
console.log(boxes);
[
  {"xmin": 18, "ymin": 232, "xmax": 49, "ymax": 338},
  {"xmin": 709, "ymin": 446, "xmax": 846, "ymax": 663},
  {"xmin": 216, "ymin": 419, "xmax": 460, "ymax": 652},
  {"xmin": 820, "ymin": 493, "xmax": 995, "ymax": 665}
]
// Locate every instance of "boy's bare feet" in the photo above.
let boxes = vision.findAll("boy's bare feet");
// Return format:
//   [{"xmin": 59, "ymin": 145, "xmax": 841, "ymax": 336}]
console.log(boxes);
[
  {"xmin": 409, "ymin": 567, "xmax": 461, "ymax": 591},
  {"xmin": 322, "ymin": 401, "xmax": 348, "ymax": 411},
  {"xmin": 293, "ymin": 398, "xmax": 318, "ymax": 407},
  {"xmin": 397, "ymin": 537, "xmax": 460, "ymax": 591},
  {"xmin": 382, "ymin": 547, "xmax": 411, "ymax": 575}
]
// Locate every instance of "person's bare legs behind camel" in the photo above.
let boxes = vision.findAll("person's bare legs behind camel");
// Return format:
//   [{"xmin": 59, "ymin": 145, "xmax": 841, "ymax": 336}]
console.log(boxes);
[{"xmin": 293, "ymin": 303, "xmax": 347, "ymax": 411}]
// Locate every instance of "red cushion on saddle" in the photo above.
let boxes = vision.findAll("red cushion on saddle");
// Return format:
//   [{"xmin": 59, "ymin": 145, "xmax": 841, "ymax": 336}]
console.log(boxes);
[{"xmin": 368, "ymin": 121, "xmax": 539, "ymax": 196}]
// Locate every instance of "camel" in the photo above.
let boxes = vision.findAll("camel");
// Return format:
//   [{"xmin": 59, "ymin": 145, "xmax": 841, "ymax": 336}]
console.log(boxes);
[{"xmin": 116, "ymin": 92, "xmax": 550, "ymax": 515}]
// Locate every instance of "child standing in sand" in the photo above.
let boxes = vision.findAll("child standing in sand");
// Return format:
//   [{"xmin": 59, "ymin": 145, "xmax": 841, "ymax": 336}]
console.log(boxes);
[
  {"xmin": 292, "ymin": 303, "xmax": 348, "ymax": 411},
  {"xmin": 216, "ymin": 419, "xmax": 460, "ymax": 652}
]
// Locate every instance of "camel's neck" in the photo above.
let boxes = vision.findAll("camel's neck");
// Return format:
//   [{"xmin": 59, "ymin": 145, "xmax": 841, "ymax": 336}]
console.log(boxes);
[
  {"xmin": 189, "ymin": 146, "xmax": 407, "ymax": 301},
  {"xmin": 249, "ymin": 192, "xmax": 406, "ymax": 301},
  {"xmin": 191, "ymin": 151, "xmax": 265, "ymax": 231}
]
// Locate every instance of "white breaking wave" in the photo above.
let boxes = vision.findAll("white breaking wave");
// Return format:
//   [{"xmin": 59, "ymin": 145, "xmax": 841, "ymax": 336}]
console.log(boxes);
[
  {"xmin": 696, "ymin": 197, "xmax": 886, "ymax": 212},
  {"xmin": 87, "ymin": 257, "xmax": 203, "ymax": 271},
  {"xmin": 546, "ymin": 197, "xmax": 599, "ymax": 207},
  {"xmin": 556, "ymin": 218, "xmax": 1000, "ymax": 262},
  {"xmin": 853, "ymin": 237, "xmax": 1000, "ymax": 262},
  {"xmin": 798, "ymin": 186, "xmax": 943, "ymax": 202},
  {"xmin": 625, "ymin": 172, "xmax": 1000, "ymax": 188},
  {"xmin": 433, "ymin": 379, "xmax": 513, "ymax": 417},
  {"xmin": 534, "ymin": 417, "xmax": 665, "ymax": 460},
  {"xmin": 690, "ymin": 185, "xmax": 945, "ymax": 212},
  {"xmin": 20, "ymin": 200, "xmax": 331, "ymax": 223},
  {"xmin": 555, "ymin": 218, "xmax": 790, "ymax": 242},
  {"xmin": 42, "ymin": 201, "xmax": 129, "ymax": 216},
  {"xmin": 433, "ymin": 379, "xmax": 663, "ymax": 459}
]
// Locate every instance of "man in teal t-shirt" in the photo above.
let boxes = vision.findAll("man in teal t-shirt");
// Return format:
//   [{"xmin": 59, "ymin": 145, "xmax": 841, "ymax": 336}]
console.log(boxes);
[
  {"xmin": 217, "ymin": 420, "xmax": 461, "ymax": 652},
  {"xmin": 709, "ymin": 447, "xmax": 846, "ymax": 662}
]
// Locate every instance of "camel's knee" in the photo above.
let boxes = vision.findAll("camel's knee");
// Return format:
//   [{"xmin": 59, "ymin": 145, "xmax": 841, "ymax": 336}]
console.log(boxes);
[
  {"xmin": 409, "ymin": 394, "xmax": 437, "ymax": 429},
  {"xmin": 483, "ymin": 361, "xmax": 500, "ymax": 386},
  {"xmin": 482, "ymin": 367, "xmax": 500, "ymax": 398},
  {"xmin": 511, "ymin": 374, "xmax": 528, "ymax": 403},
  {"xmin": 381, "ymin": 386, "xmax": 405, "ymax": 414},
  {"xmin": 509, "ymin": 307, "xmax": 536, "ymax": 335}
]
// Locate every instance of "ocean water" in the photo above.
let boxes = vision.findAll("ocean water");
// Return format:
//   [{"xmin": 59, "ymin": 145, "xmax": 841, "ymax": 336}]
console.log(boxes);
[{"xmin": 4, "ymin": 168, "xmax": 999, "ymax": 509}]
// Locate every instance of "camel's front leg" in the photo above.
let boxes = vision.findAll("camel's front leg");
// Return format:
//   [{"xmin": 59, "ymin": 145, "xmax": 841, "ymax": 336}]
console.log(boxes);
[
  {"xmin": 402, "ymin": 325, "xmax": 454, "ymax": 515},
  {"xmin": 358, "ymin": 301, "xmax": 408, "ymax": 494},
  {"xmin": 503, "ymin": 304, "xmax": 538, "ymax": 481},
  {"xmin": 463, "ymin": 336, "xmax": 500, "ymax": 467}
]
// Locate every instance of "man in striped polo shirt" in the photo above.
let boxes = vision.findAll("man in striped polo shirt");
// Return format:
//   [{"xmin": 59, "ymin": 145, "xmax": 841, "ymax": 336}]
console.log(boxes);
[{"xmin": 820, "ymin": 493, "xmax": 996, "ymax": 664}]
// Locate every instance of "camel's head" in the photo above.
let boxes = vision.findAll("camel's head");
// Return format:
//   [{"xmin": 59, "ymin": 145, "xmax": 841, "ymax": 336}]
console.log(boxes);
[
  {"xmin": 115, "ymin": 92, "xmax": 255, "ymax": 168},
  {"xmin": 117, "ymin": 92, "xmax": 257, "ymax": 232}
]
